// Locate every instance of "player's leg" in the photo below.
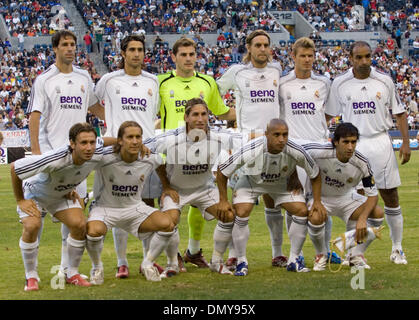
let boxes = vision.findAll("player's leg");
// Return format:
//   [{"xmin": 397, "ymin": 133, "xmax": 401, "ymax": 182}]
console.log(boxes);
[
  {"xmin": 86, "ymin": 213, "xmax": 108, "ymax": 285},
  {"xmin": 184, "ymin": 205, "xmax": 209, "ymax": 267},
  {"xmin": 306, "ymin": 200, "xmax": 328, "ymax": 271},
  {"xmin": 281, "ymin": 201, "xmax": 310, "ymax": 272},
  {"xmin": 231, "ymin": 202, "xmax": 253, "ymax": 276},
  {"xmin": 263, "ymin": 194, "xmax": 287, "ymax": 267},
  {"xmin": 20, "ymin": 215, "xmax": 42, "ymax": 291},
  {"xmin": 380, "ymin": 188, "xmax": 407, "ymax": 264},
  {"xmin": 54, "ymin": 207, "xmax": 90, "ymax": 287}
]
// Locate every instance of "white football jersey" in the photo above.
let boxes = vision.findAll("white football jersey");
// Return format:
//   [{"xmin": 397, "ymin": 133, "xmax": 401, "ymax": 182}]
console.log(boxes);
[
  {"xmin": 95, "ymin": 69, "xmax": 160, "ymax": 139},
  {"xmin": 216, "ymin": 62, "xmax": 282, "ymax": 133},
  {"xmin": 14, "ymin": 139, "xmax": 104, "ymax": 202},
  {"xmin": 144, "ymin": 126, "xmax": 244, "ymax": 190},
  {"xmin": 93, "ymin": 148, "xmax": 163, "ymax": 208},
  {"xmin": 219, "ymin": 136, "xmax": 319, "ymax": 189},
  {"xmin": 278, "ymin": 71, "xmax": 331, "ymax": 142},
  {"xmin": 27, "ymin": 64, "xmax": 98, "ymax": 152},
  {"xmin": 303, "ymin": 142, "xmax": 378, "ymax": 197},
  {"xmin": 328, "ymin": 67, "xmax": 405, "ymax": 136}
]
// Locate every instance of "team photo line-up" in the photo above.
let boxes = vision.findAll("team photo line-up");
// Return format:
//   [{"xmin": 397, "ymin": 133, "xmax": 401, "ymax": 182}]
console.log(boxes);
[{"xmin": 10, "ymin": 29, "xmax": 410, "ymax": 291}]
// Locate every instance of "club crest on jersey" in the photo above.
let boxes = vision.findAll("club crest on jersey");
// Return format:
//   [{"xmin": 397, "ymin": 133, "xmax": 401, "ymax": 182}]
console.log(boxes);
[
  {"xmin": 139, "ymin": 175, "xmax": 145, "ymax": 183},
  {"xmin": 116, "ymin": 86, "xmax": 121, "ymax": 94},
  {"xmin": 109, "ymin": 176, "xmax": 114, "ymax": 183},
  {"xmin": 371, "ymin": 176, "xmax": 375, "ymax": 185},
  {"xmin": 273, "ymin": 80, "xmax": 278, "ymax": 87},
  {"xmin": 55, "ymin": 86, "xmax": 61, "ymax": 94},
  {"xmin": 245, "ymin": 81, "xmax": 250, "ymax": 87},
  {"xmin": 314, "ymin": 90, "xmax": 320, "ymax": 98},
  {"xmin": 376, "ymin": 92, "xmax": 381, "ymax": 100},
  {"xmin": 282, "ymin": 166, "xmax": 288, "ymax": 172},
  {"xmin": 59, "ymin": 177, "xmax": 64, "ymax": 183},
  {"xmin": 80, "ymin": 85, "xmax": 85, "ymax": 93},
  {"xmin": 347, "ymin": 177, "xmax": 353, "ymax": 183},
  {"xmin": 148, "ymin": 88, "xmax": 153, "ymax": 96},
  {"xmin": 170, "ymin": 90, "xmax": 174, "ymax": 98},
  {"xmin": 346, "ymin": 95, "xmax": 351, "ymax": 101},
  {"xmin": 286, "ymin": 92, "xmax": 291, "ymax": 100},
  {"xmin": 199, "ymin": 91, "xmax": 205, "ymax": 99}
]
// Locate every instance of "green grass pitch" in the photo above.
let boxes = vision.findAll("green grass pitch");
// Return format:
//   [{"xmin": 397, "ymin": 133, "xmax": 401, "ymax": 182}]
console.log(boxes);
[{"xmin": 0, "ymin": 151, "xmax": 418, "ymax": 300}]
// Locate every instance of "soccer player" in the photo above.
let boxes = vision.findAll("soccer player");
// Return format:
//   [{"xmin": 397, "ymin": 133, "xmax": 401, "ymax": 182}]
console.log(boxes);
[
  {"xmin": 278, "ymin": 37, "xmax": 339, "ymax": 264},
  {"xmin": 145, "ymin": 98, "xmax": 244, "ymax": 275},
  {"xmin": 217, "ymin": 119, "xmax": 327, "ymax": 275},
  {"xmin": 328, "ymin": 41, "xmax": 411, "ymax": 264},
  {"xmin": 93, "ymin": 34, "xmax": 162, "ymax": 278},
  {"xmin": 216, "ymin": 29, "xmax": 286, "ymax": 268},
  {"xmin": 85, "ymin": 121, "xmax": 180, "ymax": 283},
  {"xmin": 27, "ymin": 30, "xmax": 104, "ymax": 279},
  {"xmin": 303, "ymin": 123, "xmax": 384, "ymax": 269},
  {"xmin": 11, "ymin": 123, "xmax": 104, "ymax": 291},
  {"xmin": 157, "ymin": 37, "xmax": 236, "ymax": 269}
]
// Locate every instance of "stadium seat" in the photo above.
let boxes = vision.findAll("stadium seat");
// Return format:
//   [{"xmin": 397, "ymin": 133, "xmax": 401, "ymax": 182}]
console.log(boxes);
[{"xmin": 279, "ymin": 40, "xmax": 286, "ymax": 47}]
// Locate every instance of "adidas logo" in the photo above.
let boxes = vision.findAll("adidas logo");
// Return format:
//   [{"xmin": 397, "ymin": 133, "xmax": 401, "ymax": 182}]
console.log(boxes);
[
  {"xmin": 185, "ymin": 85, "xmax": 190, "ymax": 90},
  {"xmin": 335, "ymin": 168, "xmax": 342, "ymax": 173},
  {"xmin": 271, "ymin": 161, "xmax": 277, "ymax": 165},
  {"xmin": 75, "ymin": 171, "xmax": 81, "ymax": 175},
  {"xmin": 260, "ymin": 75, "xmax": 265, "ymax": 79},
  {"xmin": 361, "ymin": 86, "xmax": 367, "ymax": 91},
  {"xmin": 195, "ymin": 149, "xmax": 199, "ymax": 156},
  {"xmin": 132, "ymin": 82, "xmax": 139, "ymax": 87},
  {"xmin": 126, "ymin": 170, "xmax": 132, "ymax": 175},
  {"xmin": 301, "ymin": 86, "xmax": 306, "ymax": 90},
  {"xmin": 68, "ymin": 80, "xmax": 73, "ymax": 85}
]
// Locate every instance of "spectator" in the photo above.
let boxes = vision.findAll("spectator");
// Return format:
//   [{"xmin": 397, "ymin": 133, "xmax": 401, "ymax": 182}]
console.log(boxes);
[{"xmin": 83, "ymin": 31, "xmax": 93, "ymax": 53}]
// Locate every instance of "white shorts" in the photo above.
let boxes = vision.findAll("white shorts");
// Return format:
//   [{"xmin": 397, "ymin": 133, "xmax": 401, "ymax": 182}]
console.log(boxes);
[
  {"xmin": 357, "ymin": 133, "xmax": 401, "ymax": 189},
  {"xmin": 308, "ymin": 191, "xmax": 367, "ymax": 224},
  {"xmin": 161, "ymin": 187, "xmax": 219, "ymax": 221},
  {"xmin": 87, "ymin": 202, "xmax": 158, "ymax": 240},
  {"xmin": 232, "ymin": 175, "xmax": 305, "ymax": 208},
  {"xmin": 141, "ymin": 171, "xmax": 162, "ymax": 199},
  {"xmin": 76, "ymin": 179, "xmax": 87, "ymax": 199},
  {"xmin": 17, "ymin": 197, "xmax": 82, "ymax": 221}
]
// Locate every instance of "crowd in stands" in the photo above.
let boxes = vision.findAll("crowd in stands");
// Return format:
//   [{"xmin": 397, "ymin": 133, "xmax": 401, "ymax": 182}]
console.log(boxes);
[
  {"xmin": 0, "ymin": 1, "xmax": 73, "ymax": 37},
  {"xmin": 0, "ymin": 42, "xmax": 100, "ymax": 131}
]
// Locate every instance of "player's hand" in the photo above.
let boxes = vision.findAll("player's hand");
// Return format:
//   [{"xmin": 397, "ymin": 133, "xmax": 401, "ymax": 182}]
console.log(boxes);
[
  {"xmin": 287, "ymin": 170, "xmax": 303, "ymax": 195},
  {"xmin": 399, "ymin": 142, "xmax": 411, "ymax": 165},
  {"xmin": 309, "ymin": 200, "xmax": 327, "ymax": 224},
  {"xmin": 216, "ymin": 200, "xmax": 235, "ymax": 223},
  {"xmin": 64, "ymin": 190, "xmax": 84, "ymax": 209},
  {"xmin": 140, "ymin": 144, "xmax": 151, "ymax": 158},
  {"xmin": 161, "ymin": 187, "xmax": 179, "ymax": 204},
  {"xmin": 355, "ymin": 218, "xmax": 368, "ymax": 243},
  {"xmin": 18, "ymin": 199, "xmax": 41, "ymax": 218}
]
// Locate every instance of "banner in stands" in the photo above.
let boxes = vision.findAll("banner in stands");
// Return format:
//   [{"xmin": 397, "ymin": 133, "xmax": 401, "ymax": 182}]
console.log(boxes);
[
  {"xmin": 0, "ymin": 147, "xmax": 7, "ymax": 165},
  {"xmin": 0, "ymin": 130, "xmax": 30, "ymax": 148}
]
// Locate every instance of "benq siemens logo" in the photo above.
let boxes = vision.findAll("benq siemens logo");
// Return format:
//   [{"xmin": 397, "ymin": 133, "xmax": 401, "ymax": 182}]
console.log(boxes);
[
  {"xmin": 291, "ymin": 102, "xmax": 316, "ymax": 115},
  {"xmin": 60, "ymin": 96, "xmax": 83, "ymax": 110},
  {"xmin": 250, "ymin": 90, "xmax": 275, "ymax": 103},
  {"xmin": 121, "ymin": 97, "xmax": 148, "ymax": 111},
  {"xmin": 352, "ymin": 101, "xmax": 376, "ymax": 114}
]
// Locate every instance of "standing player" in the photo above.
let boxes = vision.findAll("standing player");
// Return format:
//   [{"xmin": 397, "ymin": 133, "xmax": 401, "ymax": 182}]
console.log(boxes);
[
  {"xmin": 278, "ymin": 37, "xmax": 339, "ymax": 264},
  {"xmin": 217, "ymin": 119, "xmax": 327, "ymax": 275},
  {"xmin": 11, "ymin": 123, "xmax": 103, "ymax": 291},
  {"xmin": 145, "ymin": 98, "xmax": 241, "ymax": 275},
  {"xmin": 93, "ymin": 34, "xmax": 162, "ymax": 278},
  {"xmin": 216, "ymin": 29, "xmax": 286, "ymax": 268},
  {"xmin": 303, "ymin": 123, "xmax": 384, "ymax": 269},
  {"xmin": 328, "ymin": 41, "xmax": 411, "ymax": 264},
  {"xmin": 157, "ymin": 37, "xmax": 236, "ymax": 269},
  {"xmin": 85, "ymin": 121, "xmax": 180, "ymax": 284},
  {"xmin": 27, "ymin": 30, "xmax": 103, "ymax": 279}
]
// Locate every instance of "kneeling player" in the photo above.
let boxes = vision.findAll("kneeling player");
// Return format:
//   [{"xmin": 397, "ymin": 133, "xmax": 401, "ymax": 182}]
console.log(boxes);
[
  {"xmin": 145, "ymin": 98, "xmax": 245, "ymax": 275},
  {"xmin": 11, "ymin": 123, "xmax": 105, "ymax": 291},
  {"xmin": 303, "ymin": 122, "xmax": 384, "ymax": 269},
  {"xmin": 217, "ymin": 119, "xmax": 327, "ymax": 276},
  {"xmin": 86, "ymin": 121, "xmax": 180, "ymax": 283}
]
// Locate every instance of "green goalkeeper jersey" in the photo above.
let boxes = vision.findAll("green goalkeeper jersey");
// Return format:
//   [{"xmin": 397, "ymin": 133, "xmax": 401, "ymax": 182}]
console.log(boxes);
[{"xmin": 158, "ymin": 70, "xmax": 229, "ymax": 129}]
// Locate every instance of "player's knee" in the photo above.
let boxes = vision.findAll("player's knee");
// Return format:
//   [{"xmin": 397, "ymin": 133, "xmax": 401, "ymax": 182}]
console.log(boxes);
[
  {"xmin": 291, "ymin": 206, "xmax": 308, "ymax": 218},
  {"xmin": 23, "ymin": 218, "xmax": 42, "ymax": 235},
  {"xmin": 87, "ymin": 222, "xmax": 106, "ymax": 237},
  {"xmin": 308, "ymin": 214, "xmax": 325, "ymax": 226},
  {"xmin": 371, "ymin": 205, "xmax": 384, "ymax": 219},
  {"xmin": 160, "ymin": 215, "xmax": 175, "ymax": 232},
  {"xmin": 234, "ymin": 206, "xmax": 251, "ymax": 218},
  {"xmin": 68, "ymin": 217, "xmax": 87, "ymax": 236},
  {"xmin": 380, "ymin": 188, "xmax": 399, "ymax": 207}
]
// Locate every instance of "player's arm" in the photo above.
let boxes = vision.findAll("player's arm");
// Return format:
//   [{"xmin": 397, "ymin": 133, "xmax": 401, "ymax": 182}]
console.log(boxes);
[
  {"xmin": 217, "ymin": 107, "xmax": 236, "ymax": 121},
  {"xmin": 156, "ymin": 164, "xmax": 179, "ymax": 203},
  {"xmin": 355, "ymin": 194, "xmax": 378, "ymax": 243},
  {"xmin": 28, "ymin": 111, "xmax": 42, "ymax": 155},
  {"xmin": 10, "ymin": 163, "xmax": 41, "ymax": 217},
  {"xmin": 216, "ymin": 168, "xmax": 234, "ymax": 217},
  {"xmin": 394, "ymin": 112, "xmax": 411, "ymax": 164},
  {"xmin": 309, "ymin": 172, "xmax": 327, "ymax": 222},
  {"xmin": 88, "ymin": 102, "xmax": 105, "ymax": 121}
]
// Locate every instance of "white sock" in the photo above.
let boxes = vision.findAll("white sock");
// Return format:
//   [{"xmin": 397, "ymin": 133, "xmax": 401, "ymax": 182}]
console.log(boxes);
[
  {"xmin": 285, "ymin": 211, "xmax": 293, "ymax": 233},
  {"xmin": 86, "ymin": 235, "xmax": 104, "ymax": 270},
  {"xmin": 232, "ymin": 216, "xmax": 250, "ymax": 265},
  {"xmin": 37, "ymin": 216, "xmax": 45, "ymax": 243},
  {"xmin": 212, "ymin": 221, "xmax": 234, "ymax": 263},
  {"xmin": 324, "ymin": 216, "xmax": 333, "ymax": 252},
  {"xmin": 350, "ymin": 217, "xmax": 384, "ymax": 256},
  {"xmin": 188, "ymin": 238, "xmax": 200, "ymax": 255},
  {"xmin": 264, "ymin": 207, "xmax": 284, "ymax": 258},
  {"xmin": 367, "ymin": 217, "xmax": 384, "ymax": 228},
  {"xmin": 308, "ymin": 221, "xmax": 326, "ymax": 255},
  {"xmin": 60, "ymin": 223, "xmax": 70, "ymax": 272},
  {"xmin": 288, "ymin": 216, "xmax": 307, "ymax": 263},
  {"xmin": 165, "ymin": 228, "xmax": 180, "ymax": 266},
  {"xmin": 145, "ymin": 230, "xmax": 174, "ymax": 267},
  {"xmin": 112, "ymin": 227, "xmax": 129, "ymax": 267},
  {"xmin": 227, "ymin": 240, "xmax": 236, "ymax": 259},
  {"xmin": 384, "ymin": 206, "xmax": 403, "ymax": 251},
  {"xmin": 66, "ymin": 235, "xmax": 86, "ymax": 278},
  {"xmin": 19, "ymin": 238, "xmax": 39, "ymax": 280},
  {"xmin": 142, "ymin": 236, "xmax": 152, "ymax": 259}
]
